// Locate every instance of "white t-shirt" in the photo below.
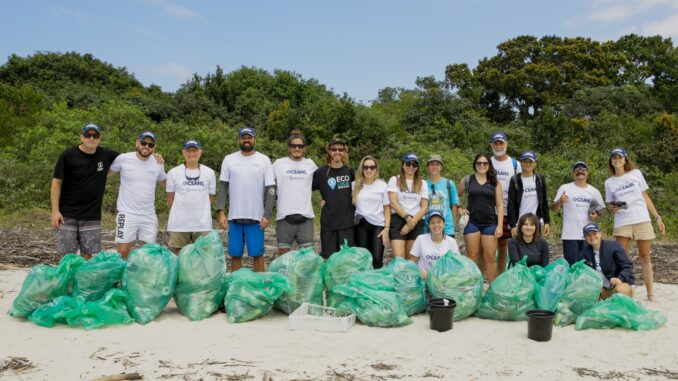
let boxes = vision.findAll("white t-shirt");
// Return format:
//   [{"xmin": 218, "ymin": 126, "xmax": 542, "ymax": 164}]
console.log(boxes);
[
  {"xmin": 219, "ymin": 151, "xmax": 275, "ymax": 220},
  {"xmin": 166, "ymin": 164, "xmax": 216, "ymax": 232},
  {"xmin": 272, "ymin": 157, "xmax": 318, "ymax": 220},
  {"xmin": 518, "ymin": 175, "xmax": 539, "ymax": 219},
  {"xmin": 604, "ymin": 169, "xmax": 651, "ymax": 227},
  {"xmin": 353, "ymin": 180, "xmax": 390, "ymax": 227},
  {"xmin": 553, "ymin": 182, "xmax": 605, "ymax": 240},
  {"xmin": 110, "ymin": 152, "xmax": 166, "ymax": 215},
  {"xmin": 491, "ymin": 156, "xmax": 521, "ymax": 215},
  {"xmin": 410, "ymin": 234, "xmax": 460, "ymax": 273},
  {"xmin": 387, "ymin": 176, "xmax": 429, "ymax": 216}
]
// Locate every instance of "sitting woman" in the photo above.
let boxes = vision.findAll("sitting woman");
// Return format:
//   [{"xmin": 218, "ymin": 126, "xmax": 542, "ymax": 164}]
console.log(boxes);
[
  {"xmin": 578, "ymin": 223, "xmax": 634, "ymax": 299},
  {"xmin": 409, "ymin": 211, "xmax": 460, "ymax": 281},
  {"xmin": 508, "ymin": 213, "xmax": 549, "ymax": 267}
]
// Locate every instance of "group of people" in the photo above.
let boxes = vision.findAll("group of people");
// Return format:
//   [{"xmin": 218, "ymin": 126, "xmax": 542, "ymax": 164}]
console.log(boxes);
[{"xmin": 51, "ymin": 124, "xmax": 666, "ymax": 302}]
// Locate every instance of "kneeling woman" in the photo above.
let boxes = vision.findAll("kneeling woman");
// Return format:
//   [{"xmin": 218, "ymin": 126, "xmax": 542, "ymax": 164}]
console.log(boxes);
[
  {"xmin": 409, "ymin": 212, "xmax": 460, "ymax": 280},
  {"xmin": 508, "ymin": 213, "xmax": 549, "ymax": 267},
  {"xmin": 578, "ymin": 223, "xmax": 634, "ymax": 299}
]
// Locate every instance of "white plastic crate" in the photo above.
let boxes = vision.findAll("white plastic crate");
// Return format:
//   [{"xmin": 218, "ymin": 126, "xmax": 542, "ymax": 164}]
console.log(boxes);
[{"xmin": 288, "ymin": 303, "xmax": 355, "ymax": 332}]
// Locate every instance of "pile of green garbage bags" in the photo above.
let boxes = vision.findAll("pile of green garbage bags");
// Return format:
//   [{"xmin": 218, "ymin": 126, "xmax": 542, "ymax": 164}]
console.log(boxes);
[
  {"xmin": 576, "ymin": 294, "xmax": 667, "ymax": 331},
  {"xmin": 269, "ymin": 246, "xmax": 324, "ymax": 314},
  {"xmin": 554, "ymin": 261, "xmax": 603, "ymax": 326},
  {"xmin": 174, "ymin": 231, "xmax": 226, "ymax": 321},
  {"xmin": 534, "ymin": 258, "xmax": 570, "ymax": 312},
  {"xmin": 475, "ymin": 257, "xmax": 538, "ymax": 321},
  {"xmin": 224, "ymin": 268, "xmax": 291, "ymax": 323},
  {"xmin": 122, "ymin": 243, "xmax": 178, "ymax": 324},
  {"xmin": 323, "ymin": 241, "xmax": 373, "ymax": 308},
  {"xmin": 73, "ymin": 252, "xmax": 126, "ymax": 301},
  {"xmin": 426, "ymin": 251, "xmax": 483, "ymax": 320},
  {"xmin": 386, "ymin": 258, "xmax": 427, "ymax": 316}
]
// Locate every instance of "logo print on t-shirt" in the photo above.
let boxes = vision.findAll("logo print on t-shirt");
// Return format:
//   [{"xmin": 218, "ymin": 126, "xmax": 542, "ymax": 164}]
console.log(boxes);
[
  {"xmin": 97, "ymin": 162, "xmax": 104, "ymax": 172},
  {"xmin": 327, "ymin": 177, "xmax": 337, "ymax": 190}
]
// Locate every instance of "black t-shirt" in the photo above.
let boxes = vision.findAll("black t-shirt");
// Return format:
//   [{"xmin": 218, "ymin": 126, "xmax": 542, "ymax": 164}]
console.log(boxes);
[
  {"xmin": 312, "ymin": 165, "xmax": 355, "ymax": 232},
  {"xmin": 467, "ymin": 175, "xmax": 497, "ymax": 226},
  {"xmin": 508, "ymin": 237, "xmax": 550, "ymax": 267},
  {"xmin": 53, "ymin": 146, "xmax": 120, "ymax": 220}
]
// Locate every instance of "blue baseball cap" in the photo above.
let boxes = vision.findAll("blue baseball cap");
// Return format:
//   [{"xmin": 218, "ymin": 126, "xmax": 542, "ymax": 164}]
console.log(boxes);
[
  {"xmin": 239, "ymin": 127, "xmax": 256, "ymax": 137},
  {"xmin": 82, "ymin": 123, "xmax": 101, "ymax": 134},
  {"xmin": 520, "ymin": 150, "xmax": 537, "ymax": 162},
  {"xmin": 428, "ymin": 211, "xmax": 445, "ymax": 222},
  {"xmin": 402, "ymin": 152, "xmax": 419, "ymax": 164},
  {"xmin": 610, "ymin": 147, "xmax": 627, "ymax": 158},
  {"xmin": 572, "ymin": 161, "xmax": 589, "ymax": 171},
  {"xmin": 138, "ymin": 131, "xmax": 157, "ymax": 142},
  {"xmin": 491, "ymin": 131, "xmax": 508, "ymax": 143},
  {"xmin": 582, "ymin": 223, "xmax": 601, "ymax": 236},
  {"xmin": 183, "ymin": 139, "xmax": 201, "ymax": 149}
]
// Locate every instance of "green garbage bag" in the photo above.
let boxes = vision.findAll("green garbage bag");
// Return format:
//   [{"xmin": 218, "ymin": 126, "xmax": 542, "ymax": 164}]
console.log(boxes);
[
  {"xmin": 323, "ymin": 240, "xmax": 373, "ymax": 308},
  {"xmin": 29, "ymin": 288, "xmax": 134, "ymax": 330},
  {"xmin": 535, "ymin": 258, "xmax": 570, "ymax": 312},
  {"xmin": 426, "ymin": 251, "xmax": 483, "ymax": 321},
  {"xmin": 554, "ymin": 261, "xmax": 603, "ymax": 327},
  {"xmin": 174, "ymin": 231, "xmax": 226, "ymax": 321},
  {"xmin": 385, "ymin": 258, "xmax": 426, "ymax": 316},
  {"xmin": 576, "ymin": 294, "xmax": 667, "ymax": 331},
  {"xmin": 475, "ymin": 256, "xmax": 537, "ymax": 321},
  {"xmin": 269, "ymin": 247, "xmax": 324, "ymax": 314},
  {"xmin": 529, "ymin": 265, "xmax": 546, "ymax": 284},
  {"xmin": 8, "ymin": 254, "xmax": 85, "ymax": 318},
  {"xmin": 73, "ymin": 252, "xmax": 126, "ymax": 301},
  {"xmin": 122, "ymin": 243, "xmax": 178, "ymax": 324},
  {"xmin": 332, "ymin": 275, "xmax": 410, "ymax": 328},
  {"xmin": 224, "ymin": 269, "xmax": 291, "ymax": 323}
]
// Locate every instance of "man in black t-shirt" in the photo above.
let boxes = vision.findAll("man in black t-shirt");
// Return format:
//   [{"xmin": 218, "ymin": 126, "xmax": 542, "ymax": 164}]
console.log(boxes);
[
  {"xmin": 312, "ymin": 136, "xmax": 355, "ymax": 259},
  {"xmin": 51, "ymin": 123, "xmax": 119, "ymax": 258}
]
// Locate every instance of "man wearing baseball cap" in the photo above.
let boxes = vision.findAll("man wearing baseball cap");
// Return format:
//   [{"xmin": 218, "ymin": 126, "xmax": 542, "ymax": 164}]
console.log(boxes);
[
  {"xmin": 51, "ymin": 123, "xmax": 120, "ymax": 258},
  {"xmin": 578, "ymin": 223, "xmax": 634, "ymax": 299},
  {"xmin": 217, "ymin": 127, "xmax": 276, "ymax": 271},
  {"xmin": 489, "ymin": 131, "xmax": 521, "ymax": 275},
  {"xmin": 109, "ymin": 130, "xmax": 167, "ymax": 258},
  {"xmin": 165, "ymin": 139, "xmax": 217, "ymax": 254}
]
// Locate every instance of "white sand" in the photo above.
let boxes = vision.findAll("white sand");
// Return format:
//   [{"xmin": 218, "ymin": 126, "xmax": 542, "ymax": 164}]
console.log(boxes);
[{"xmin": 1, "ymin": 268, "xmax": 676, "ymax": 381}]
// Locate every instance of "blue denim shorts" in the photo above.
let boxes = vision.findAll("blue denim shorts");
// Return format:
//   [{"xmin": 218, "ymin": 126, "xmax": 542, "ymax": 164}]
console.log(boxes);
[{"xmin": 464, "ymin": 222, "xmax": 497, "ymax": 236}]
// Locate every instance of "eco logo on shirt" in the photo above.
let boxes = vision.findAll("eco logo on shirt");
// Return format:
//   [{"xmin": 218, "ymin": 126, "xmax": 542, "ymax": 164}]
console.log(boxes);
[{"xmin": 327, "ymin": 177, "xmax": 337, "ymax": 190}]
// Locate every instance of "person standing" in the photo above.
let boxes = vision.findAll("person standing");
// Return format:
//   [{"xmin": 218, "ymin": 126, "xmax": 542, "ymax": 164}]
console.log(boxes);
[
  {"xmin": 109, "ymin": 131, "xmax": 167, "ymax": 259},
  {"xmin": 388, "ymin": 152, "xmax": 429, "ymax": 259},
  {"xmin": 166, "ymin": 140, "xmax": 216, "ymax": 254},
  {"xmin": 551, "ymin": 161, "xmax": 606, "ymax": 265},
  {"xmin": 424, "ymin": 154, "xmax": 460, "ymax": 238},
  {"xmin": 352, "ymin": 156, "xmax": 390, "ymax": 268},
  {"xmin": 507, "ymin": 150, "xmax": 550, "ymax": 237},
  {"xmin": 272, "ymin": 131, "xmax": 318, "ymax": 256},
  {"xmin": 312, "ymin": 136, "xmax": 355, "ymax": 259},
  {"xmin": 605, "ymin": 147, "xmax": 665, "ymax": 301},
  {"xmin": 217, "ymin": 127, "xmax": 276, "ymax": 272},
  {"xmin": 51, "ymin": 123, "xmax": 119, "ymax": 258}
]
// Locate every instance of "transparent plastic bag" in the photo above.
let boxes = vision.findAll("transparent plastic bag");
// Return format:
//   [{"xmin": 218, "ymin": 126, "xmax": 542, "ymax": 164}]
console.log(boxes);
[
  {"xmin": 269, "ymin": 246, "xmax": 324, "ymax": 314},
  {"xmin": 576, "ymin": 294, "xmax": 667, "ymax": 331},
  {"xmin": 224, "ymin": 268, "xmax": 291, "ymax": 323},
  {"xmin": 426, "ymin": 251, "xmax": 483, "ymax": 320},
  {"xmin": 475, "ymin": 256, "xmax": 537, "ymax": 321}
]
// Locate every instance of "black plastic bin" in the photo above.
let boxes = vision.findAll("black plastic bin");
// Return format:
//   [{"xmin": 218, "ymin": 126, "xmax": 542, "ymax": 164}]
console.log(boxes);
[
  {"xmin": 526, "ymin": 309, "xmax": 555, "ymax": 342},
  {"xmin": 427, "ymin": 298, "xmax": 456, "ymax": 332}
]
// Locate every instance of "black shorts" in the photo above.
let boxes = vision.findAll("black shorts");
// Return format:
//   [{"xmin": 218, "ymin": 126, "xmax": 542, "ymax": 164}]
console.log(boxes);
[
  {"xmin": 389, "ymin": 214, "xmax": 424, "ymax": 241},
  {"xmin": 320, "ymin": 227, "xmax": 355, "ymax": 259}
]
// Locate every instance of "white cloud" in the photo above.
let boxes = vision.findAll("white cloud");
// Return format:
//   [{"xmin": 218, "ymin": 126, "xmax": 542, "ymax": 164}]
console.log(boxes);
[
  {"xmin": 143, "ymin": 0, "xmax": 203, "ymax": 19},
  {"xmin": 642, "ymin": 12, "xmax": 678, "ymax": 37}
]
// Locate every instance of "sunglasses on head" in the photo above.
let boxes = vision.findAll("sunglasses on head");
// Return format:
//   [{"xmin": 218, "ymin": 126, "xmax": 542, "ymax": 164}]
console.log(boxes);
[
  {"xmin": 82, "ymin": 132, "xmax": 100, "ymax": 139},
  {"xmin": 329, "ymin": 147, "xmax": 345, "ymax": 153},
  {"xmin": 475, "ymin": 161, "xmax": 489, "ymax": 166},
  {"xmin": 363, "ymin": 165, "xmax": 377, "ymax": 171},
  {"xmin": 289, "ymin": 143, "xmax": 305, "ymax": 149},
  {"xmin": 404, "ymin": 161, "xmax": 418, "ymax": 168},
  {"xmin": 139, "ymin": 140, "xmax": 156, "ymax": 148}
]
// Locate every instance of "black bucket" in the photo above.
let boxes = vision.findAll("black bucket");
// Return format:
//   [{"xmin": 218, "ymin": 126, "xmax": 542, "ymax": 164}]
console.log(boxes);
[
  {"xmin": 527, "ymin": 310, "xmax": 555, "ymax": 342},
  {"xmin": 427, "ymin": 298, "xmax": 456, "ymax": 332}
]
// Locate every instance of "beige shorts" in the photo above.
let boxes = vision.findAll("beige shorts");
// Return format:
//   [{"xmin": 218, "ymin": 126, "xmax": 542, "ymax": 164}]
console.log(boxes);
[
  {"xmin": 613, "ymin": 221, "xmax": 656, "ymax": 241},
  {"xmin": 168, "ymin": 231, "xmax": 210, "ymax": 249}
]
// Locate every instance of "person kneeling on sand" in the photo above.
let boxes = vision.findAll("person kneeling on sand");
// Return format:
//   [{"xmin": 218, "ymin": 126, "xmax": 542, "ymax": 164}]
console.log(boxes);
[
  {"xmin": 409, "ymin": 211, "xmax": 460, "ymax": 281},
  {"xmin": 578, "ymin": 223, "xmax": 634, "ymax": 300}
]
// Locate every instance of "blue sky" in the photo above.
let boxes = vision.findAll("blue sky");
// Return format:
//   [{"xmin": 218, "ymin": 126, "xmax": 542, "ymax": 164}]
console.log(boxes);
[{"xmin": 1, "ymin": 0, "xmax": 677, "ymax": 102}]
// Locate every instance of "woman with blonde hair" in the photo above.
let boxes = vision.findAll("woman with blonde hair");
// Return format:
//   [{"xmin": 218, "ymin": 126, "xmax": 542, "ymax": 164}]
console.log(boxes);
[{"xmin": 352, "ymin": 156, "xmax": 390, "ymax": 268}]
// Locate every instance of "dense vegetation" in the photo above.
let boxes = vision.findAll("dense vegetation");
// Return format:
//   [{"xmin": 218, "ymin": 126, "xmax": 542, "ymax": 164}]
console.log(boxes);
[{"xmin": 1, "ymin": 35, "xmax": 676, "ymax": 239}]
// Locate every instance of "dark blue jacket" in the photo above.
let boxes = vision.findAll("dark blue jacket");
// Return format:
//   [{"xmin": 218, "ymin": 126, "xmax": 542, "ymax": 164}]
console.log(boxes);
[{"xmin": 577, "ymin": 240, "xmax": 635, "ymax": 285}]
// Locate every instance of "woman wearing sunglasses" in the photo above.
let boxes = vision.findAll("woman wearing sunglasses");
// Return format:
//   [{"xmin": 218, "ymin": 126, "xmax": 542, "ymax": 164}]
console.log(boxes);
[
  {"xmin": 458, "ymin": 152, "xmax": 503, "ymax": 283},
  {"xmin": 388, "ymin": 153, "xmax": 429, "ymax": 259},
  {"xmin": 352, "ymin": 156, "xmax": 390, "ymax": 268},
  {"xmin": 605, "ymin": 147, "xmax": 665, "ymax": 301}
]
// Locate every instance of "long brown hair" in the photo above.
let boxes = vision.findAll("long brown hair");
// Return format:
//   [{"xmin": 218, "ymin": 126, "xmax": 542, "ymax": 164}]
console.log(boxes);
[
  {"xmin": 352, "ymin": 156, "xmax": 381, "ymax": 204},
  {"xmin": 324, "ymin": 134, "xmax": 349, "ymax": 167},
  {"xmin": 473, "ymin": 152, "xmax": 497, "ymax": 186},
  {"xmin": 516, "ymin": 213, "xmax": 541, "ymax": 244},
  {"xmin": 608, "ymin": 153, "xmax": 637, "ymax": 175},
  {"xmin": 397, "ymin": 158, "xmax": 422, "ymax": 193}
]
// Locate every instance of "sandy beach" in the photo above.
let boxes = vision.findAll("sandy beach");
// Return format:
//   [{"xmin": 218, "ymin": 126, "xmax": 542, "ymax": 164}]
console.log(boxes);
[{"xmin": 1, "ymin": 268, "xmax": 677, "ymax": 381}]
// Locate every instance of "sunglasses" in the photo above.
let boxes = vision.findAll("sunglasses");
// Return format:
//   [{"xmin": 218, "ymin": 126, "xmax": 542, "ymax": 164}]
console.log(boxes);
[
  {"xmin": 404, "ymin": 161, "xmax": 419, "ymax": 168},
  {"xmin": 289, "ymin": 143, "xmax": 305, "ymax": 149},
  {"xmin": 475, "ymin": 161, "xmax": 490, "ymax": 167},
  {"xmin": 139, "ymin": 141, "xmax": 156, "ymax": 148},
  {"xmin": 82, "ymin": 133, "xmax": 100, "ymax": 139},
  {"xmin": 573, "ymin": 167, "xmax": 588, "ymax": 173},
  {"xmin": 363, "ymin": 165, "xmax": 377, "ymax": 171},
  {"xmin": 329, "ymin": 147, "xmax": 345, "ymax": 153}
]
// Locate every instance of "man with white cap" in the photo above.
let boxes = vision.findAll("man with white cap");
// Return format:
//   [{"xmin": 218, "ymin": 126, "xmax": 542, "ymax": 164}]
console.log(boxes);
[
  {"xmin": 109, "ymin": 131, "xmax": 167, "ymax": 259},
  {"xmin": 489, "ymin": 131, "xmax": 521, "ymax": 275},
  {"xmin": 51, "ymin": 123, "xmax": 120, "ymax": 258},
  {"xmin": 166, "ymin": 139, "xmax": 216, "ymax": 254}
]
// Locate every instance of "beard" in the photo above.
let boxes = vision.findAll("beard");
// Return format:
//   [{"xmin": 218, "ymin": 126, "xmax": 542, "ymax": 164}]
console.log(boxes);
[
  {"xmin": 492, "ymin": 147, "xmax": 506, "ymax": 157},
  {"xmin": 137, "ymin": 147, "xmax": 152, "ymax": 158},
  {"xmin": 240, "ymin": 142, "xmax": 254, "ymax": 152}
]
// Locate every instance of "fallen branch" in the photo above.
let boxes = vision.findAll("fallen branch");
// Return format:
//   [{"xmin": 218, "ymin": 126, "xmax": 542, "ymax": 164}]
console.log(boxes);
[{"xmin": 89, "ymin": 373, "xmax": 143, "ymax": 381}]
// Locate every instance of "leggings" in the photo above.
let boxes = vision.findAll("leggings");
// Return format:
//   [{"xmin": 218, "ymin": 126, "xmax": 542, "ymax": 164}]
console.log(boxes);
[{"xmin": 355, "ymin": 219, "xmax": 385, "ymax": 268}]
